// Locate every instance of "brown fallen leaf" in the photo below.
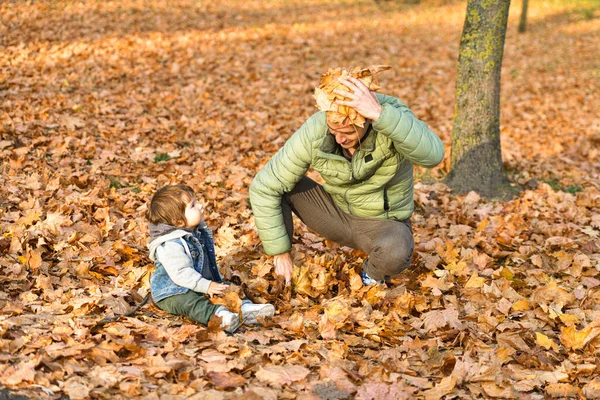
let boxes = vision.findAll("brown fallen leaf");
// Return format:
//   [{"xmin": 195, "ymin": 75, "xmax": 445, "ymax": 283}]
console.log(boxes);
[
  {"xmin": 278, "ymin": 312, "xmax": 304, "ymax": 333},
  {"xmin": 481, "ymin": 382, "xmax": 514, "ymax": 398},
  {"xmin": 255, "ymin": 364, "xmax": 310, "ymax": 386},
  {"xmin": 545, "ymin": 383, "xmax": 582, "ymax": 398},
  {"xmin": 584, "ymin": 380, "xmax": 600, "ymax": 399},
  {"xmin": 355, "ymin": 382, "xmax": 414, "ymax": 400},
  {"xmin": 293, "ymin": 265, "xmax": 314, "ymax": 297},
  {"xmin": 421, "ymin": 308, "xmax": 462, "ymax": 332},
  {"xmin": 422, "ymin": 376, "xmax": 457, "ymax": 400},
  {"xmin": 27, "ymin": 247, "xmax": 43, "ymax": 272},
  {"xmin": 208, "ymin": 371, "xmax": 245, "ymax": 390},
  {"xmin": 318, "ymin": 312, "xmax": 338, "ymax": 340},
  {"xmin": 0, "ymin": 357, "xmax": 38, "ymax": 386},
  {"xmin": 63, "ymin": 376, "xmax": 92, "ymax": 400}
]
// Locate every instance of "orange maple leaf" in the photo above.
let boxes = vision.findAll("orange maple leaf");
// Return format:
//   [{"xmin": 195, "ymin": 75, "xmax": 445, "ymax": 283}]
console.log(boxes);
[
  {"xmin": 314, "ymin": 65, "xmax": 392, "ymax": 127},
  {"xmin": 210, "ymin": 285, "xmax": 244, "ymax": 315}
]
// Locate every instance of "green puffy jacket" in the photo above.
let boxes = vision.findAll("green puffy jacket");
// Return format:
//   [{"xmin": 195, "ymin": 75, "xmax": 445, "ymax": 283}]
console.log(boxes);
[{"xmin": 249, "ymin": 94, "xmax": 444, "ymax": 256}]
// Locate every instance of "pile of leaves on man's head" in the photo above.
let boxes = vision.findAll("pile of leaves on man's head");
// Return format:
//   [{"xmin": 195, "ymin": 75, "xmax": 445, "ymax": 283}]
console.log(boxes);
[{"xmin": 314, "ymin": 65, "xmax": 391, "ymax": 127}]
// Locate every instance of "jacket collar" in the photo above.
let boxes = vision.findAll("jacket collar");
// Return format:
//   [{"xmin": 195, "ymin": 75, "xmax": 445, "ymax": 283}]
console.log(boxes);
[{"xmin": 319, "ymin": 123, "xmax": 375, "ymax": 154}]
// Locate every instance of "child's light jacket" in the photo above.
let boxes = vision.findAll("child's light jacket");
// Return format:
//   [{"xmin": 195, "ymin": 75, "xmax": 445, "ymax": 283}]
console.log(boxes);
[{"xmin": 148, "ymin": 222, "xmax": 223, "ymax": 302}]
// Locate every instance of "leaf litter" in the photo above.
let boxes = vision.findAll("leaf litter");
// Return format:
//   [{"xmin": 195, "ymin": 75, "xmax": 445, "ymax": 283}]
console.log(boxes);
[{"xmin": 0, "ymin": 0, "xmax": 599, "ymax": 398}]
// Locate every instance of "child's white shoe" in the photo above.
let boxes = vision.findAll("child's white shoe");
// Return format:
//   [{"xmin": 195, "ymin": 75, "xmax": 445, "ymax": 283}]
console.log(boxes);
[
  {"xmin": 241, "ymin": 302, "xmax": 275, "ymax": 325},
  {"xmin": 215, "ymin": 307, "xmax": 241, "ymax": 333}
]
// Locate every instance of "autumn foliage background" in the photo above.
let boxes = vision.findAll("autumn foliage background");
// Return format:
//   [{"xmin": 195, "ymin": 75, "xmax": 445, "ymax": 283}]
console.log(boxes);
[{"xmin": 1, "ymin": 0, "xmax": 600, "ymax": 399}]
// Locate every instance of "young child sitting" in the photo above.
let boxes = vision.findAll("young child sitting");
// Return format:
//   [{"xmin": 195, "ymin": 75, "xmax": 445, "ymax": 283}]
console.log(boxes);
[{"xmin": 146, "ymin": 184, "xmax": 275, "ymax": 333}]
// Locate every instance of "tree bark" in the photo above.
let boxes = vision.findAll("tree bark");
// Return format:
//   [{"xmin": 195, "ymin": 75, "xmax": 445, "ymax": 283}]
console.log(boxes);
[
  {"xmin": 518, "ymin": 0, "xmax": 529, "ymax": 33},
  {"xmin": 445, "ymin": 0, "xmax": 512, "ymax": 199}
]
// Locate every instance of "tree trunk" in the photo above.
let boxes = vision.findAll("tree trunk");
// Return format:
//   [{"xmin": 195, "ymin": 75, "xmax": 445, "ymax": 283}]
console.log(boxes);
[
  {"xmin": 445, "ymin": 0, "xmax": 512, "ymax": 199},
  {"xmin": 518, "ymin": 0, "xmax": 529, "ymax": 33}
]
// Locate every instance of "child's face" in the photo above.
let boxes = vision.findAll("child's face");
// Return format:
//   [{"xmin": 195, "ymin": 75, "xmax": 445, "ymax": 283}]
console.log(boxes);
[{"xmin": 184, "ymin": 197, "xmax": 204, "ymax": 228}]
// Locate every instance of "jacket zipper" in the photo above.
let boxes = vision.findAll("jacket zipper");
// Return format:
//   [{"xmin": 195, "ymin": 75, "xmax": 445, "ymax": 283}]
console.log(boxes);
[
  {"xmin": 195, "ymin": 231, "xmax": 222, "ymax": 283},
  {"xmin": 383, "ymin": 186, "xmax": 389, "ymax": 218},
  {"xmin": 205, "ymin": 240, "xmax": 221, "ymax": 282},
  {"xmin": 346, "ymin": 154, "xmax": 356, "ymax": 213}
]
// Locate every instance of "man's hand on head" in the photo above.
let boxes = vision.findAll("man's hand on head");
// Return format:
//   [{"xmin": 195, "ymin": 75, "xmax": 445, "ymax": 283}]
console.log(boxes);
[
  {"xmin": 273, "ymin": 252, "xmax": 293, "ymax": 286},
  {"xmin": 334, "ymin": 76, "xmax": 383, "ymax": 121}
]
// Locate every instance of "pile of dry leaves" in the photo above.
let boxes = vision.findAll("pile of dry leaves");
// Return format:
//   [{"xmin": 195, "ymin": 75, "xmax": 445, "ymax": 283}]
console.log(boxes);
[{"xmin": 1, "ymin": 0, "xmax": 599, "ymax": 398}]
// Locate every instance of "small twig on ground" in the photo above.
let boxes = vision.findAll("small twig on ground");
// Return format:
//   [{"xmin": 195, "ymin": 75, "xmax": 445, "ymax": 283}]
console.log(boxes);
[{"xmin": 92, "ymin": 293, "xmax": 151, "ymax": 331}]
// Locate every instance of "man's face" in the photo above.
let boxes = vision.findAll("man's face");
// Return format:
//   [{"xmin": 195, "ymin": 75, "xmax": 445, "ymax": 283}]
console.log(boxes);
[{"xmin": 327, "ymin": 117, "xmax": 369, "ymax": 150}]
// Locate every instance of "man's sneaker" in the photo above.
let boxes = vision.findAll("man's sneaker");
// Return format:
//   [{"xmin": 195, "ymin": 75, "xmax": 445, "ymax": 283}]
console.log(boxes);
[
  {"xmin": 215, "ymin": 307, "xmax": 241, "ymax": 333},
  {"xmin": 360, "ymin": 270, "xmax": 384, "ymax": 286},
  {"xmin": 241, "ymin": 302, "xmax": 275, "ymax": 325}
]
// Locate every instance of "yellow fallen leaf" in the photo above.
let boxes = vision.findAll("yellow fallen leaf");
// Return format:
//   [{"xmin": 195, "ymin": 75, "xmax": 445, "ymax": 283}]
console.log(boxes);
[
  {"xmin": 17, "ymin": 209, "xmax": 42, "ymax": 226},
  {"xmin": 394, "ymin": 291, "xmax": 415, "ymax": 318},
  {"xmin": 496, "ymin": 347, "xmax": 515, "ymax": 364},
  {"xmin": 311, "ymin": 269, "xmax": 330, "ymax": 294},
  {"xmin": 482, "ymin": 382, "xmax": 514, "ymax": 398},
  {"xmin": 349, "ymin": 269, "xmax": 363, "ymax": 292},
  {"xmin": 560, "ymin": 326, "xmax": 592, "ymax": 350},
  {"xmin": 446, "ymin": 261, "xmax": 468, "ymax": 276},
  {"xmin": 559, "ymin": 313, "xmax": 581, "ymax": 326},
  {"xmin": 499, "ymin": 267, "xmax": 514, "ymax": 281},
  {"xmin": 477, "ymin": 218, "xmax": 488, "ymax": 232},
  {"xmin": 530, "ymin": 279, "xmax": 575, "ymax": 312},
  {"xmin": 548, "ymin": 302, "xmax": 565, "ymax": 319},
  {"xmin": 324, "ymin": 299, "xmax": 352, "ymax": 327},
  {"xmin": 365, "ymin": 285, "xmax": 387, "ymax": 306},
  {"xmin": 464, "ymin": 271, "xmax": 486, "ymax": 289},
  {"xmin": 293, "ymin": 265, "xmax": 314, "ymax": 297},
  {"xmin": 423, "ymin": 376, "xmax": 457, "ymax": 400},
  {"xmin": 512, "ymin": 299, "xmax": 530, "ymax": 311},
  {"xmin": 535, "ymin": 332, "xmax": 558, "ymax": 351}
]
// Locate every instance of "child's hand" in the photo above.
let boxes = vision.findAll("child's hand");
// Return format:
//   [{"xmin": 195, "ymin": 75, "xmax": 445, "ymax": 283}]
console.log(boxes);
[{"xmin": 207, "ymin": 282, "xmax": 229, "ymax": 296}]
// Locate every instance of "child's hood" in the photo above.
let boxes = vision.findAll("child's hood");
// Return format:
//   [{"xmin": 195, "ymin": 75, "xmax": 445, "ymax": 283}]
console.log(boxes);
[
  {"xmin": 147, "ymin": 222, "xmax": 209, "ymax": 261},
  {"xmin": 147, "ymin": 229, "xmax": 190, "ymax": 261}
]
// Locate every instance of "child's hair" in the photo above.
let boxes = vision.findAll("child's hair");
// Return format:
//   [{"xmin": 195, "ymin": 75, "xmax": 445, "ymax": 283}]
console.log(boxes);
[{"xmin": 146, "ymin": 184, "xmax": 196, "ymax": 226}]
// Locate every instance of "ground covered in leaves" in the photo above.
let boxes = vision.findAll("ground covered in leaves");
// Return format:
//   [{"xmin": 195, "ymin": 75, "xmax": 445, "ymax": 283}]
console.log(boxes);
[{"xmin": 1, "ymin": 0, "xmax": 600, "ymax": 399}]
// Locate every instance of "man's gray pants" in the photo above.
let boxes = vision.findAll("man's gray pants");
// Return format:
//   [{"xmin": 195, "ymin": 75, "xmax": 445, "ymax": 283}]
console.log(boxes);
[{"xmin": 282, "ymin": 177, "xmax": 414, "ymax": 281}]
